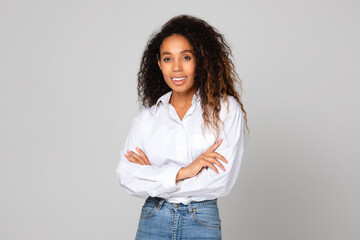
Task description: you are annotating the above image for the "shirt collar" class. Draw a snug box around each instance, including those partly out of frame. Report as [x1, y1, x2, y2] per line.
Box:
[150, 89, 201, 116]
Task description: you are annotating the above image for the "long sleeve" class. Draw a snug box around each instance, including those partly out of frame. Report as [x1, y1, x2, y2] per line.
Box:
[116, 113, 182, 199]
[169, 109, 244, 201]
[116, 91, 245, 204]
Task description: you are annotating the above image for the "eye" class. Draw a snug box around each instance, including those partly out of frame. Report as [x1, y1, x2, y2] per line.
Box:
[163, 57, 171, 62]
[183, 56, 191, 61]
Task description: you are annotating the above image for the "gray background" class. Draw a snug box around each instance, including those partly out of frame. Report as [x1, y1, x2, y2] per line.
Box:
[1, 0, 359, 239]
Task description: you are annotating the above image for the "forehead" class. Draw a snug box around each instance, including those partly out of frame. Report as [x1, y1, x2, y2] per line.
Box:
[160, 34, 193, 53]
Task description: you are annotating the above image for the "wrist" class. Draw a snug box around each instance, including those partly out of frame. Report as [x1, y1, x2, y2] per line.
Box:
[176, 167, 189, 181]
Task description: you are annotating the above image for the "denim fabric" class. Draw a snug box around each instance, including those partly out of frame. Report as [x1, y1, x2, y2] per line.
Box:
[135, 197, 221, 240]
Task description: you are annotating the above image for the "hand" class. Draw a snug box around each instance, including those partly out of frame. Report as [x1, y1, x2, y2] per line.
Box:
[176, 139, 228, 181]
[124, 147, 151, 165]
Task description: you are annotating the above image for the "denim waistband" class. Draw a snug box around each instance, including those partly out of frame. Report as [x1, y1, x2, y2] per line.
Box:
[146, 197, 218, 214]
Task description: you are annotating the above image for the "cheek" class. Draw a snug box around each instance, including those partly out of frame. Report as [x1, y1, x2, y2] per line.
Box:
[159, 65, 171, 77]
[188, 63, 196, 76]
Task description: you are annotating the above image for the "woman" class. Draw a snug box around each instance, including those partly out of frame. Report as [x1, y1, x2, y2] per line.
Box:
[116, 15, 247, 240]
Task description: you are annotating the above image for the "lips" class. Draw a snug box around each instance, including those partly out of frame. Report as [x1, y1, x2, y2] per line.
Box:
[171, 76, 187, 81]
[171, 76, 187, 86]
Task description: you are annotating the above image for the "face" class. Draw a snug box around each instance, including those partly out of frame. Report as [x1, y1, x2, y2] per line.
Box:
[158, 34, 196, 95]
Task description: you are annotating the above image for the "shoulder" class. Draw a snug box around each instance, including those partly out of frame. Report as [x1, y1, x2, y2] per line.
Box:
[219, 96, 244, 133]
[133, 107, 153, 124]
[220, 95, 242, 116]
[127, 107, 152, 132]
[127, 107, 156, 136]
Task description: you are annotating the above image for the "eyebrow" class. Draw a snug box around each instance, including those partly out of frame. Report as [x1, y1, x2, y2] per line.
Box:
[161, 50, 194, 56]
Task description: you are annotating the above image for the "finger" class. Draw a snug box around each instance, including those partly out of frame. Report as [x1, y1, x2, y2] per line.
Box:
[136, 147, 151, 165]
[203, 156, 226, 172]
[131, 148, 149, 165]
[206, 139, 223, 153]
[196, 158, 219, 174]
[128, 151, 147, 165]
[206, 152, 228, 163]
[125, 153, 143, 165]
[204, 161, 219, 174]
[127, 150, 147, 165]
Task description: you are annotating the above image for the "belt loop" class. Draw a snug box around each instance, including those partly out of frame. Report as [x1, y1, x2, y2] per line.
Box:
[188, 202, 193, 214]
[157, 198, 165, 210]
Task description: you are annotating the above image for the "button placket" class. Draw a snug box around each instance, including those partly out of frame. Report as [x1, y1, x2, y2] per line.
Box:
[178, 124, 187, 161]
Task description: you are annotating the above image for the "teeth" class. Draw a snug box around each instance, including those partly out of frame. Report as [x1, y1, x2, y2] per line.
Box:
[172, 77, 186, 81]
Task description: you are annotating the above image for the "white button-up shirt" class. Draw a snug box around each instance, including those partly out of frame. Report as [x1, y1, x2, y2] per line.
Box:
[116, 90, 244, 204]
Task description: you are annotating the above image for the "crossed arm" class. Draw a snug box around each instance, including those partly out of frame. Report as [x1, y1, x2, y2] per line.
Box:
[117, 107, 243, 199]
[124, 139, 228, 181]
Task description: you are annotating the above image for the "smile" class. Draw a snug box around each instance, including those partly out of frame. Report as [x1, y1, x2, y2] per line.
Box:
[171, 77, 187, 81]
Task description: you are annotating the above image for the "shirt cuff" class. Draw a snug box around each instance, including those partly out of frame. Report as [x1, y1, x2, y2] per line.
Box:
[159, 165, 183, 192]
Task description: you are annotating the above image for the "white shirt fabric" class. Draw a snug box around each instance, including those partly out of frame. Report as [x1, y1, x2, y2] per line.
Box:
[116, 90, 244, 205]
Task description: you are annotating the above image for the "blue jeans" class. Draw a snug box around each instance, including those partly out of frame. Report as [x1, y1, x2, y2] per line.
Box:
[135, 197, 222, 240]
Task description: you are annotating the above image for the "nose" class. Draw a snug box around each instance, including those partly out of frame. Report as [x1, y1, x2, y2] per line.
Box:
[173, 59, 182, 72]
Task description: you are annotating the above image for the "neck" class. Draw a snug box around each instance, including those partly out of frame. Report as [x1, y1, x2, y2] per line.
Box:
[169, 88, 197, 108]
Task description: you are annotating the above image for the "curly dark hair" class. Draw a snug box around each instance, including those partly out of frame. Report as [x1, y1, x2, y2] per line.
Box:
[137, 15, 248, 136]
